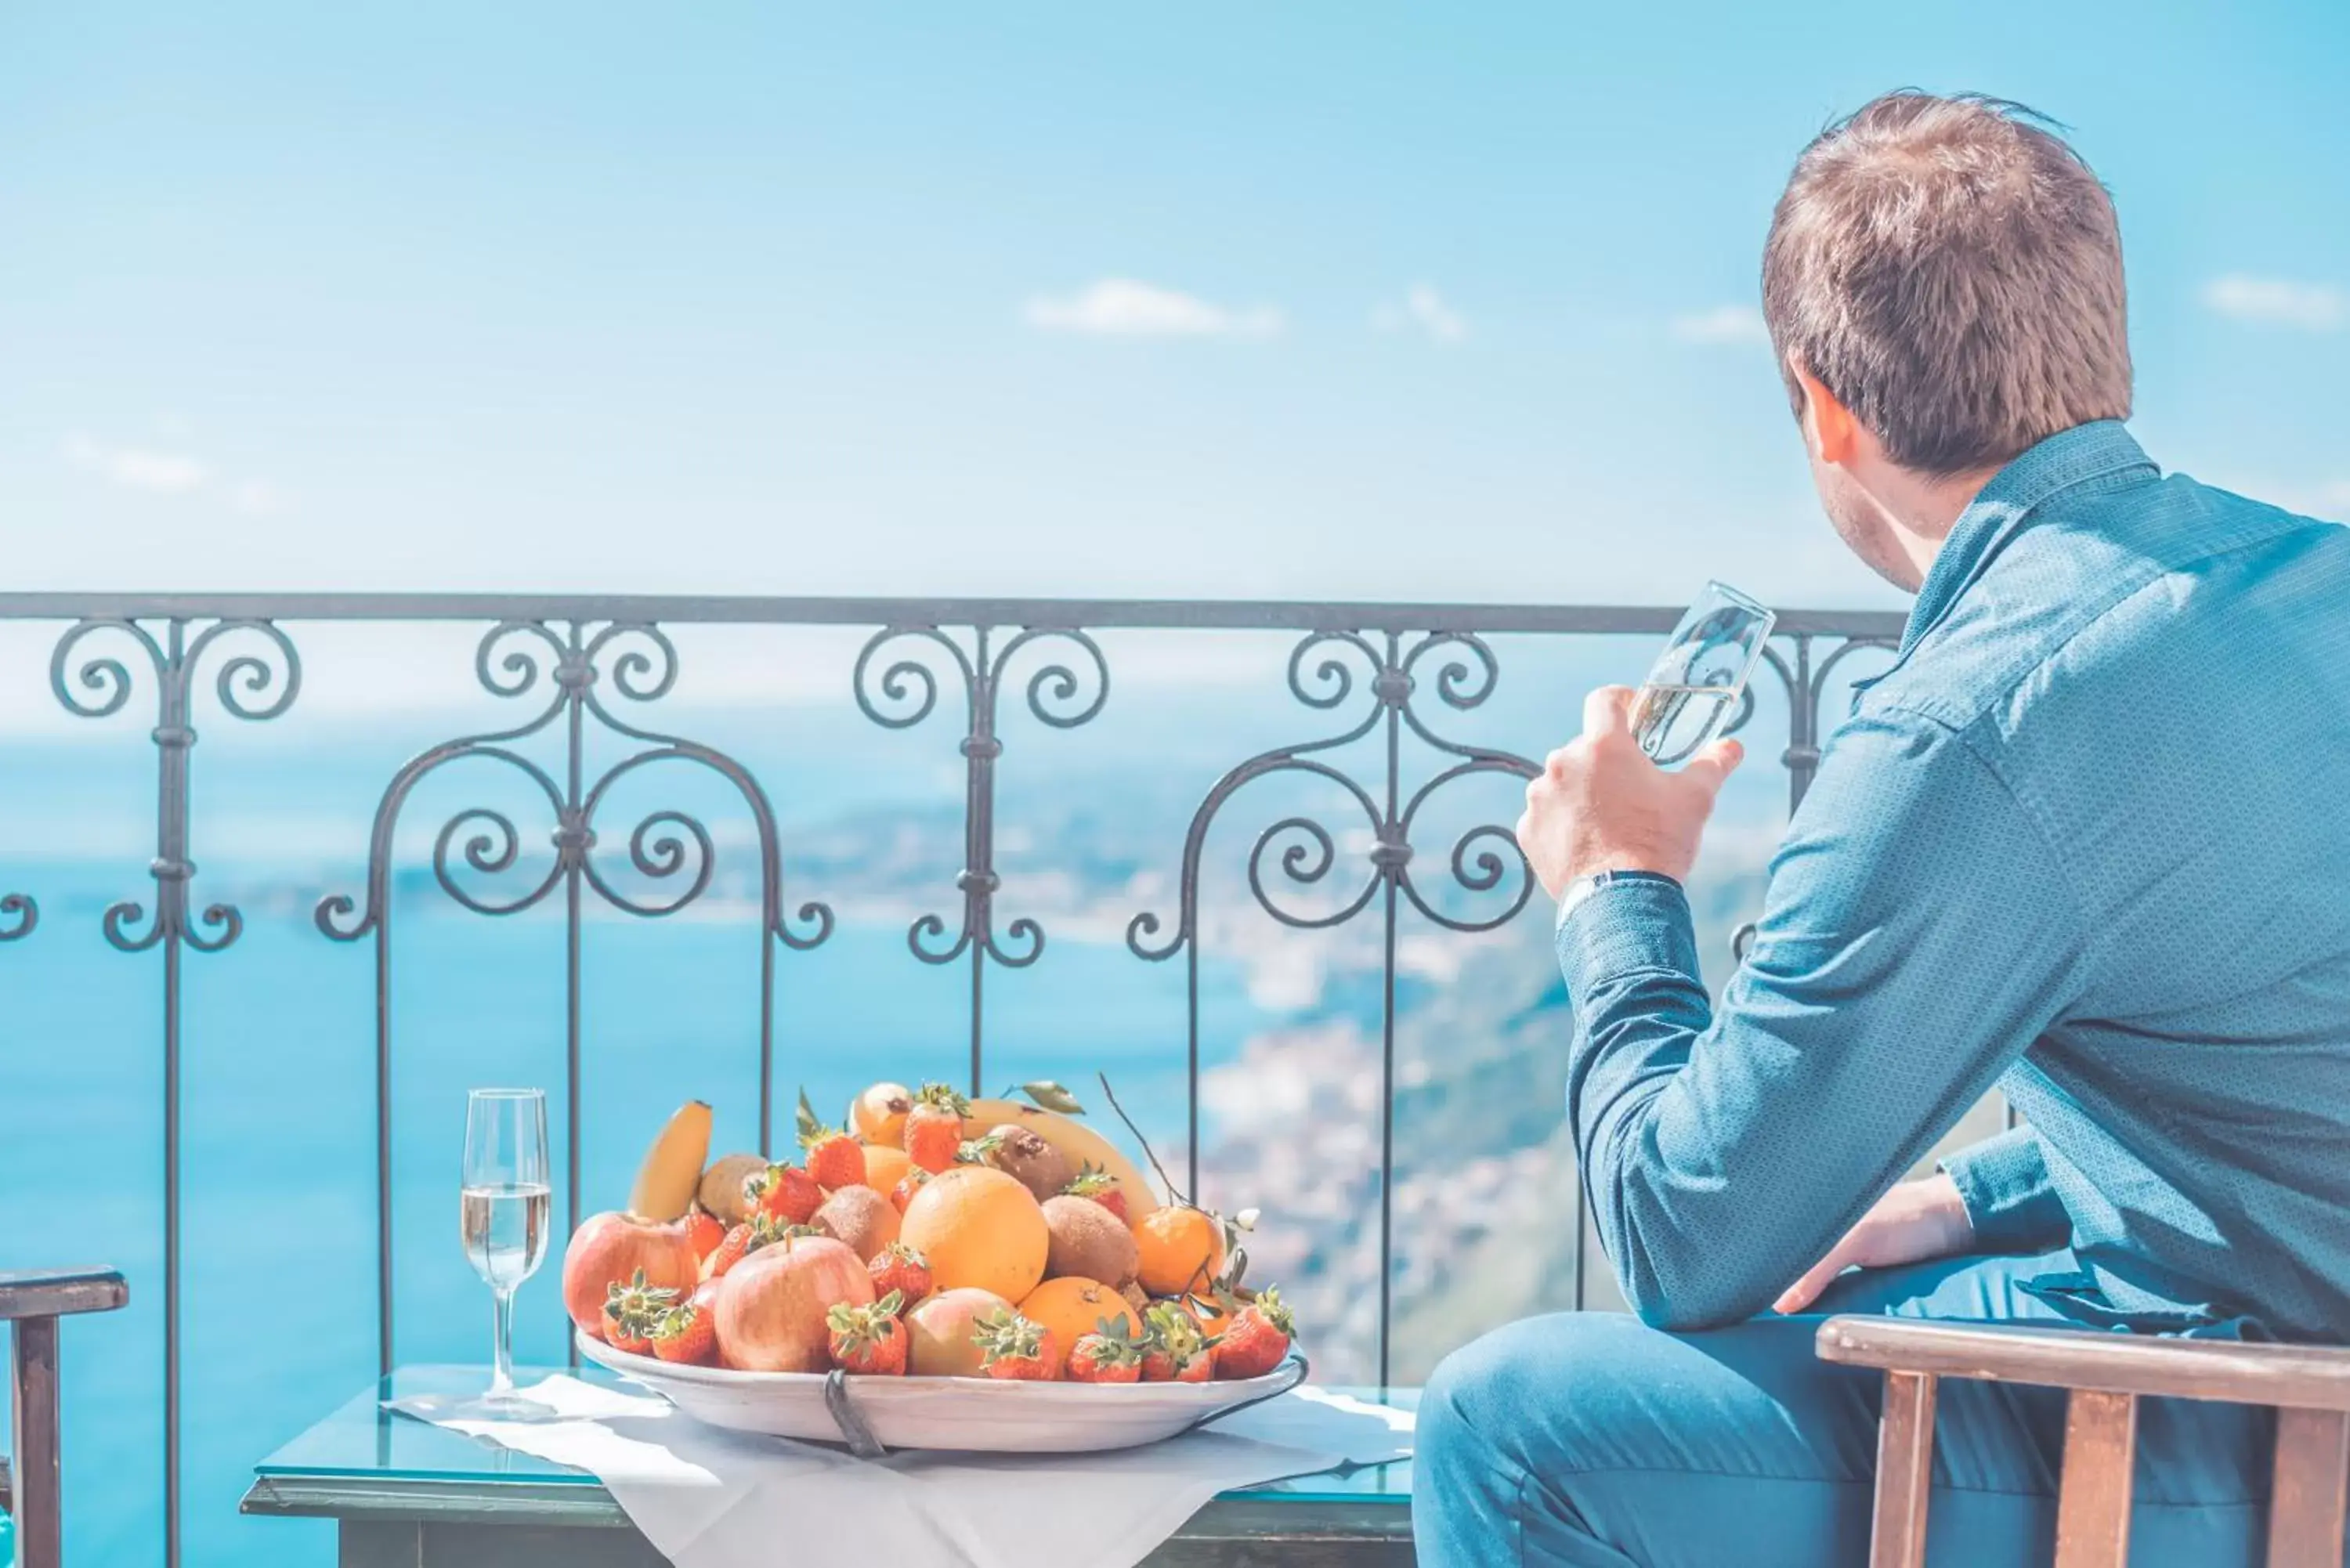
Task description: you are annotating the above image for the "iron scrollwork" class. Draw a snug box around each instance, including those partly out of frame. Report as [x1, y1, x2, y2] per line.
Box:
[854, 624, 1109, 970]
[316, 619, 831, 1382]
[316, 621, 831, 944]
[1128, 628, 1542, 964]
[50, 617, 302, 951]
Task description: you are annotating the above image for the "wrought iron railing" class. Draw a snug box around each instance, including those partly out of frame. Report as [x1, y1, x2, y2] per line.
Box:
[0, 594, 1904, 1568]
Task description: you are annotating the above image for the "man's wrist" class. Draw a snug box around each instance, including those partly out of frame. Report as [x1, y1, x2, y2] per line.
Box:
[1554, 867, 1682, 928]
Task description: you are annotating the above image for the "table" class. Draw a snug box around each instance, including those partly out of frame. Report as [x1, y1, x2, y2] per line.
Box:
[241, 1367, 1418, 1567]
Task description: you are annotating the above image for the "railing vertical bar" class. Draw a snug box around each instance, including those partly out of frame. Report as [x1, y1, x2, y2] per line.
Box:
[374, 920, 394, 1377]
[1375, 630, 1401, 1392]
[757, 938, 776, 1159]
[1572, 1174, 1589, 1312]
[160, 617, 185, 1568]
[161, 934, 181, 1568]
[563, 622, 585, 1370]
[1787, 634, 1816, 816]
[1184, 949, 1200, 1196]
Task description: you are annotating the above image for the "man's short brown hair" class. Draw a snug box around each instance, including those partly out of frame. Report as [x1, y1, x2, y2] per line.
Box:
[1762, 92, 2131, 476]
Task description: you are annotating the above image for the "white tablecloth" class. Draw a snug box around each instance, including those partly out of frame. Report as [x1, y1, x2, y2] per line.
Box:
[389, 1375, 1412, 1568]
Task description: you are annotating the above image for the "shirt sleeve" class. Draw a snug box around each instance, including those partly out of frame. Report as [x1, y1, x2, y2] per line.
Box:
[1939, 1125, 2073, 1254]
[1556, 706, 2092, 1330]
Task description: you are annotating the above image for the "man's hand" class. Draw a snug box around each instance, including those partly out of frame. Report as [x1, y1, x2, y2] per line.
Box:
[1514, 685, 1743, 899]
[1773, 1172, 1976, 1314]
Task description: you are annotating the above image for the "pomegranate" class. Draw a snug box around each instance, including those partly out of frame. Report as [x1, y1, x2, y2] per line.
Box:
[562, 1211, 699, 1339]
[905, 1287, 1013, 1378]
[714, 1233, 873, 1371]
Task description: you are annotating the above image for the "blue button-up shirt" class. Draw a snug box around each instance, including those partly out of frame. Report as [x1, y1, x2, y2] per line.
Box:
[1558, 420, 2350, 1339]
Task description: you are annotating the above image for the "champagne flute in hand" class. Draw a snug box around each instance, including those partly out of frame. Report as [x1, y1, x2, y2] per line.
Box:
[461, 1088, 551, 1403]
[1632, 580, 1776, 767]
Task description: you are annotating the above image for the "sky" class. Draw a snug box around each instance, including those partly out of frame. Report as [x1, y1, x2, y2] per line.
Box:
[0, 0, 2345, 612]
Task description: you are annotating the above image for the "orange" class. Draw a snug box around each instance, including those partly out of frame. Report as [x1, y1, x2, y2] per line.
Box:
[1134, 1205, 1225, 1296]
[1018, 1277, 1140, 1374]
[859, 1142, 913, 1196]
[852, 1082, 913, 1146]
[898, 1165, 1050, 1302]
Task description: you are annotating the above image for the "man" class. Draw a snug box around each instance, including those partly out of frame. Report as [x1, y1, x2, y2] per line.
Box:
[1414, 92, 2350, 1567]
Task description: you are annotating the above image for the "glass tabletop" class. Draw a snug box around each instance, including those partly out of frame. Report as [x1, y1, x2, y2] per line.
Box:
[256, 1365, 1416, 1505]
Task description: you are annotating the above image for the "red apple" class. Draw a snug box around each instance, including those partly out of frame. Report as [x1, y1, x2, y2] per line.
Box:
[905, 1287, 1014, 1378]
[714, 1233, 873, 1371]
[562, 1211, 700, 1339]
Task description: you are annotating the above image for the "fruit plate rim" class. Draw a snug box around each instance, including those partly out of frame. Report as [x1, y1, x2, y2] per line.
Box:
[577, 1328, 1304, 1404]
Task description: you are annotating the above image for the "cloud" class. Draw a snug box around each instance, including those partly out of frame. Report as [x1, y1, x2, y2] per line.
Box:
[1372, 284, 1469, 345]
[1022, 278, 1283, 339]
[2201, 275, 2346, 332]
[63, 433, 209, 493]
[63, 432, 287, 513]
[1669, 304, 1771, 345]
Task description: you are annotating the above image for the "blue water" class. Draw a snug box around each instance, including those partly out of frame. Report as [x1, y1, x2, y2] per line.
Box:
[0, 866, 1268, 1568]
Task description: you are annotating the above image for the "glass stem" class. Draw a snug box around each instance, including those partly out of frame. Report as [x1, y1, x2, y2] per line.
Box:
[490, 1287, 515, 1395]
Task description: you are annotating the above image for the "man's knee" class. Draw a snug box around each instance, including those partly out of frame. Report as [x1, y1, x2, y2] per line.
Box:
[1422, 1311, 1665, 1479]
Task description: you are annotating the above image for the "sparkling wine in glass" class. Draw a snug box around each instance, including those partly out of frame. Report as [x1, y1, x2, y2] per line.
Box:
[1632, 581, 1776, 767]
[461, 1088, 551, 1402]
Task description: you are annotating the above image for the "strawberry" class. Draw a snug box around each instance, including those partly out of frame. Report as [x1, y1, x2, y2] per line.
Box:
[1062, 1164, 1128, 1224]
[889, 1168, 931, 1214]
[971, 1306, 1059, 1381]
[602, 1269, 677, 1356]
[797, 1088, 869, 1190]
[1066, 1319, 1145, 1385]
[682, 1209, 725, 1263]
[707, 1221, 757, 1277]
[903, 1082, 971, 1173]
[1210, 1288, 1295, 1380]
[827, 1292, 909, 1375]
[1141, 1302, 1216, 1383]
[747, 1161, 822, 1224]
[953, 1133, 1003, 1167]
[868, 1241, 933, 1304]
[649, 1297, 718, 1365]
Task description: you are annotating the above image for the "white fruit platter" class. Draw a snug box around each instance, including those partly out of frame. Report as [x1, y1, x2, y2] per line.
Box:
[578, 1331, 1309, 1455]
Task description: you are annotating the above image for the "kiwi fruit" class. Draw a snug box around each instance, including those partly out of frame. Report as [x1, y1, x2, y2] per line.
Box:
[1042, 1193, 1140, 1287]
[697, 1152, 766, 1227]
[984, 1125, 1075, 1204]
[813, 1183, 901, 1263]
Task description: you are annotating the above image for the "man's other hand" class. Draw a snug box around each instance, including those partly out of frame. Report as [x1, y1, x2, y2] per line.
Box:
[1773, 1172, 1977, 1314]
[1514, 685, 1742, 899]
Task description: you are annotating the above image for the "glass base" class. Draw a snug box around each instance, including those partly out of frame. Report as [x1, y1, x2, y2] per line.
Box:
[385, 1385, 570, 1425]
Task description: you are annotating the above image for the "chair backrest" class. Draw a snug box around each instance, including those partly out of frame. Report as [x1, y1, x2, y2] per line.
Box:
[1817, 1315, 2350, 1568]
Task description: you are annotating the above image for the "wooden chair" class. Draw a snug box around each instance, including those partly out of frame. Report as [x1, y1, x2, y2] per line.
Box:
[1818, 1316, 2350, 1568]
[2, 1268, 128, 1568]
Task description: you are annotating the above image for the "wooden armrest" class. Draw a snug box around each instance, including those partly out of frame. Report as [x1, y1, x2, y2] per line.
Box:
[0, 1267, 128, 1322]
[1817, 1315, 2350, 1412]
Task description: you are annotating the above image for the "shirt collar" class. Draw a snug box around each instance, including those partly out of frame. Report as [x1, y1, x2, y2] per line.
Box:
[1894, 420, 2160, 659]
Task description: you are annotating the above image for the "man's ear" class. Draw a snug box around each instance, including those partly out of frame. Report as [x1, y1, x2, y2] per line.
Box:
[1788, 356, 1860, 467]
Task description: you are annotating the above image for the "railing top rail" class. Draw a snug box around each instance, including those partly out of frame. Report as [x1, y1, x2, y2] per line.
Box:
[0, 593, 1908, 638]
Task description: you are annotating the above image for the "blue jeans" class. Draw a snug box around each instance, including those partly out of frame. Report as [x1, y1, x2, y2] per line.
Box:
[1412, 1252, 2294, 1566]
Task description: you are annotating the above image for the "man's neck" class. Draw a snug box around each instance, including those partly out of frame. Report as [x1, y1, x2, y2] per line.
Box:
[1870, 462, 2003, 585]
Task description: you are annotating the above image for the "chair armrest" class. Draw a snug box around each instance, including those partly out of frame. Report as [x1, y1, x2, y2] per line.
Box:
[0, 1267, 127, 1322]
[1817, 1316, 2350, 1412]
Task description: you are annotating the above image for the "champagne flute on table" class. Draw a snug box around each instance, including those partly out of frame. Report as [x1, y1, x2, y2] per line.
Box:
[461, 1088, 551, 1404]
[1631, 580, 1776, 767]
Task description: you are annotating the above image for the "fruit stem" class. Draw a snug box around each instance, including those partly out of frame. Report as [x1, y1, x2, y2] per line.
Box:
[1095, 1071, 1192, 1208]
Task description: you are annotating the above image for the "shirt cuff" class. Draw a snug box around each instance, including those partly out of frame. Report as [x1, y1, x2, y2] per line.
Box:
[1940, 1125, 2072, 1254]
[1553, 872, 1697, 995]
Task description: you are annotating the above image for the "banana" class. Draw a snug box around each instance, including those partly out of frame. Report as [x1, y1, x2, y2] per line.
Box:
[960, 1099, 1162, 1223]
[627, 1100, 713, 1222]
